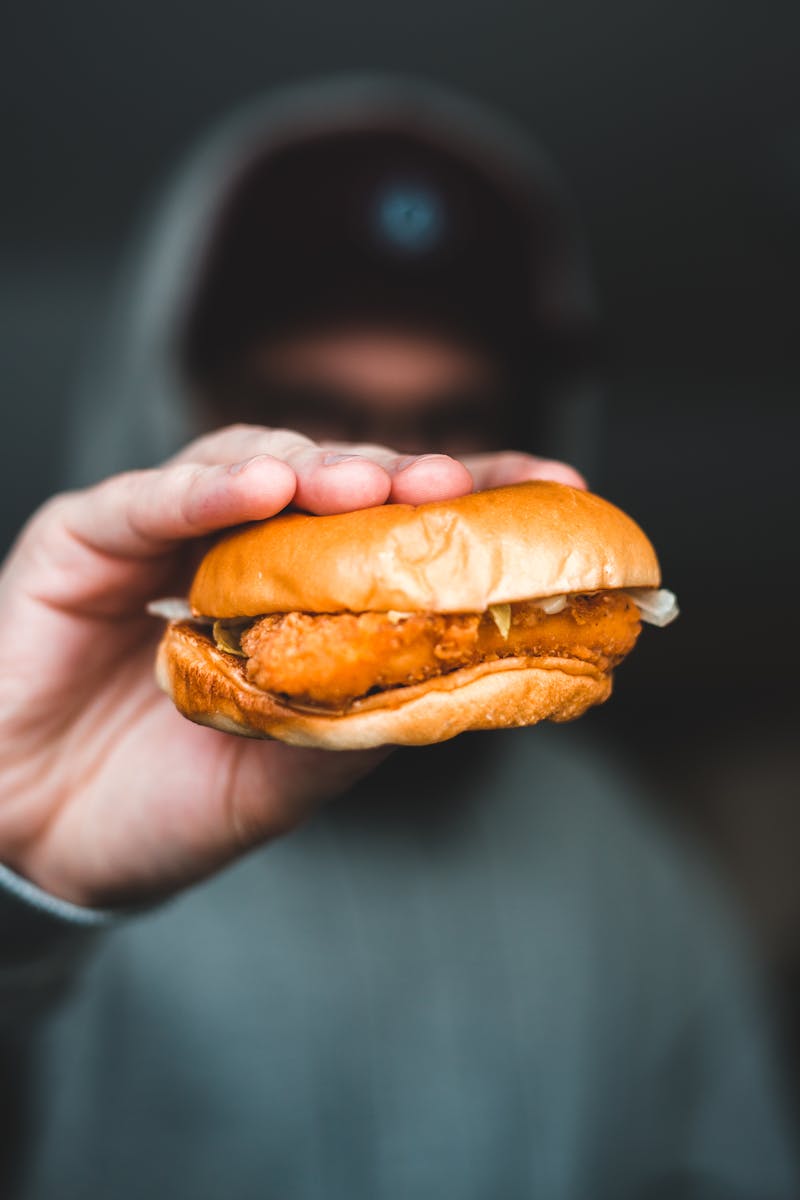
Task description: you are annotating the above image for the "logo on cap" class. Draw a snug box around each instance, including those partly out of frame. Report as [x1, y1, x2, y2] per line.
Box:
[373, 183, 445, 254]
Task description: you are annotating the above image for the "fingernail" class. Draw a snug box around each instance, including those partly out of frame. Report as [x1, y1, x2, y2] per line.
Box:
[323, 453, 362, 466]
[228, 455, 268, 475]
[394, 454, 449, 471]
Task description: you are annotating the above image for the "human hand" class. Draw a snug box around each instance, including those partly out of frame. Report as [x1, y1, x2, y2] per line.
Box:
[0, 426, 584, 906]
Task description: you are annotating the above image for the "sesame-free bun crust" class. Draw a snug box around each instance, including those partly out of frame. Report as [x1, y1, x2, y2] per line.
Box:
[189, 481, 661, 618]
[157, 622, 613, 750]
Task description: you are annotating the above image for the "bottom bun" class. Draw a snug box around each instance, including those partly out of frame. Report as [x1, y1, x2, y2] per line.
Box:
[156, 622, 613, 750]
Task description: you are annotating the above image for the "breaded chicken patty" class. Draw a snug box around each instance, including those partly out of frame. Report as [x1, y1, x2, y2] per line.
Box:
[237, 591, 641, 708]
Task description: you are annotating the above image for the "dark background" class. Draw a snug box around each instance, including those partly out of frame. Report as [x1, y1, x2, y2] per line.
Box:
[2, 0, 799, 1054]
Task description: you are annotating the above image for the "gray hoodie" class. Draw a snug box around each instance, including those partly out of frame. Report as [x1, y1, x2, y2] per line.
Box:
[2, 76, 797, 1200]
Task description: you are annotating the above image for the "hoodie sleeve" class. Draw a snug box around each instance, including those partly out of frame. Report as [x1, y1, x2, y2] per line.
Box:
[0, 863, 119, 1030]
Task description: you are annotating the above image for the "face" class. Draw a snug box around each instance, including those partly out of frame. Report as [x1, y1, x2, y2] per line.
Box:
[200, 328, 510, 456]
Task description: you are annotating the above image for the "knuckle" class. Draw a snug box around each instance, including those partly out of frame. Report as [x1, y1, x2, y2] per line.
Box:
[267, 426, 304, 443]
[268, 429, 318, 460]
[224, 422, 276, 443]
[32, 491, 73, 526]
[87, 470, 149, 516]
[223, 422, 265, 438]
[23, 489, 83, 541]
[93, 468, 149, 498]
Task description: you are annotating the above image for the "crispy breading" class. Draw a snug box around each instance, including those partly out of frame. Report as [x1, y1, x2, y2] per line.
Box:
[239, 592, 641, 707]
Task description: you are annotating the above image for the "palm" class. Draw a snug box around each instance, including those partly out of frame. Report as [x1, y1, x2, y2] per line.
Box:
[3, 565, 345, 905]
[61, 647, 337, 904]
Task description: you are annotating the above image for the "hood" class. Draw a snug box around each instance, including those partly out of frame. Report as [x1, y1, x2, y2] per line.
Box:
[67, 73, 598, 487]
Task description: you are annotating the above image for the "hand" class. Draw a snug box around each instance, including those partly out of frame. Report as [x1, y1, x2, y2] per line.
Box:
[0, 426, 585, 907]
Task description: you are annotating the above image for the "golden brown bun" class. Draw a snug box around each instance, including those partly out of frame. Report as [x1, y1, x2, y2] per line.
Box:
[157, 622, 613, 750]
[189, 481, 661, 618]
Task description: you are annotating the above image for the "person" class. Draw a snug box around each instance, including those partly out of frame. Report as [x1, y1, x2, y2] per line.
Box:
[1, 76, 796, 1200]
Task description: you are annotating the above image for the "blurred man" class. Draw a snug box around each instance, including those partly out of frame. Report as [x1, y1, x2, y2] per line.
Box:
[1, 77, 797, 1199]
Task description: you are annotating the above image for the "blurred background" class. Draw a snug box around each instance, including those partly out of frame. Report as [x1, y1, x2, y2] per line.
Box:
[2, 0, 798, 1082]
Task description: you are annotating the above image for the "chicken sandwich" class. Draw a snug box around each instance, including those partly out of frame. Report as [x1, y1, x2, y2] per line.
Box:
[154, 481, 677, 748]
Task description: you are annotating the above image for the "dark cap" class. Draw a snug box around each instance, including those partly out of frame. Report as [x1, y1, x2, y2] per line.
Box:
[181, 78, 595, 386]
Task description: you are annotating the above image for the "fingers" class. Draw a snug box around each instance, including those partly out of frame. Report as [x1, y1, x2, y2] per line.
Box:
[172, 425, 473, 513]
[461, 452, 587, 492]
[29, 429, 585, 566]
[319, 441, 472, 506]
[387, 455, 473, 505]
[33, 427, 477, 564]
[55, 456, 298, 558]
[168, 427, 582, 515]
[171, 427, 389, 514]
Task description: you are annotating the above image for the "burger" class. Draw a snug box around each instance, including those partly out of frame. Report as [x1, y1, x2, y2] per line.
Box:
[152, 481, 678, 749]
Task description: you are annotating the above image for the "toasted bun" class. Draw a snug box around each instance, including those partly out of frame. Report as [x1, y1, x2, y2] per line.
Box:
[157, 622, 613, 750]
[189, 481, 660, 618]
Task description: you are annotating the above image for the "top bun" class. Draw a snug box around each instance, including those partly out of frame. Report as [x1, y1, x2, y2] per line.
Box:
[189, 481, 661, 618]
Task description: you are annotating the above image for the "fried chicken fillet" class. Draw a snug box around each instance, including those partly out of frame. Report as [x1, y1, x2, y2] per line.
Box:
[239, 591, 641, 708]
